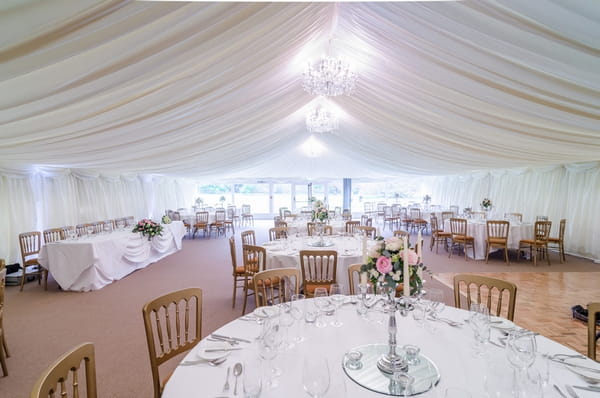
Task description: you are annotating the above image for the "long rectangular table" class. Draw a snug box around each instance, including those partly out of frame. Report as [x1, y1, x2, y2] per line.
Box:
[38, 221, 185, 291]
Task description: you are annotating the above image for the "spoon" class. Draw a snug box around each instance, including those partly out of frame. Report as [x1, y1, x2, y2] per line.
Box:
[233, 362, 243, 395]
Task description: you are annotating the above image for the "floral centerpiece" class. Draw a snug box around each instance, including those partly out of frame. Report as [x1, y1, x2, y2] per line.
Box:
[132, 219, 163, 240]
[360, 236, 424, 295]
[481, 198, 492, 210]
[161, 215, 172, 224]
[312, 199, 329, 222]
[423, 194, 431, 204]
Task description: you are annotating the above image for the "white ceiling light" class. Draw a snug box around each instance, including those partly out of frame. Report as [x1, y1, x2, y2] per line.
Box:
[305, 99, 339, 134]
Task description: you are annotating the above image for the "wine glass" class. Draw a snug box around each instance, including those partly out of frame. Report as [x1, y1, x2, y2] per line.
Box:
[290, 294, 306, 343]
[302, 357, 330, 398]
[329, 283, 345, 327]
[243, 356, 262, 398]
[279, 301, 295, 349]
[427, 287, 446, 318]
[257, 319, 283, 388]
[86, 226, 94, 238]
[506, 329, 537, 397]
[469, 303, 491, 356]
[313, 287, 330, 328]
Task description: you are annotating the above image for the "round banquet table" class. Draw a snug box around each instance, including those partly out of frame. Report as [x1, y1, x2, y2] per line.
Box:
[443, 219, 534, 260]
[261, 235, 372, 294]
[162, 299, 599, 397]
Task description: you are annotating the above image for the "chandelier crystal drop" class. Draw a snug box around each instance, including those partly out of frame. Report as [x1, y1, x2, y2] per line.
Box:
[302, 57, 357, 97]
[305, 101, 339, 134]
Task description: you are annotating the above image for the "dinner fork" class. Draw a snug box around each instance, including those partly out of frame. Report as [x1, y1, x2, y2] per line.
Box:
[222, 366, 231, 393]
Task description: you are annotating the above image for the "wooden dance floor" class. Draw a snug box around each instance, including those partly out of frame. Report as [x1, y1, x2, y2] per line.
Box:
[434, 271, 600, 356]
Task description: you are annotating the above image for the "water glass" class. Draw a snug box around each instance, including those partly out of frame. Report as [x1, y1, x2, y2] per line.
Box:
[506, 329, 537, 397]
[302, 357, 330, 398]
[305, 301, 318, 324]
[290, 294, 306, 342]
[468, 303, 490, 356]
[243, 356, 263, 398]
[313, 288, 330, 328]
[329, 283, 345, 327]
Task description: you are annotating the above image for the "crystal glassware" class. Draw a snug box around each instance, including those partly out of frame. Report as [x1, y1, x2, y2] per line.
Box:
[329, 283, 345, 327]
[313, 287, 330, 328]
[302, 357, 330, 398]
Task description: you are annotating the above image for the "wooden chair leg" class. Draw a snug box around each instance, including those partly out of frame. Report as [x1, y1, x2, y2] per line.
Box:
[2, 333, 9, 357]
[232, 277, 237, 308]
[0, 332, 7, 376]
[241, 278, 249, 315]
[485, 242, 490, 264]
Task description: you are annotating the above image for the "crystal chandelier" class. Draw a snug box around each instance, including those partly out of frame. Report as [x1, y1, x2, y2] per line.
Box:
[305, 100, 339, 134]
[302, 57, 357, 97]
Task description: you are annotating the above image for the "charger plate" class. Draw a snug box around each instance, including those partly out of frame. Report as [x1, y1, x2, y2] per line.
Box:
[342, 343, 440, 396]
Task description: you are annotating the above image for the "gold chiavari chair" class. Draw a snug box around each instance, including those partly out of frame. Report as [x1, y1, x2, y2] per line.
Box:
[448, 218, 475, 261]
[429, 215, 451, 254]
[518, 220, 552, 266]
[268, 227, 288, 241]
[229, 237, 246, 308]
[342, 209, 352, 221]
[347, 263, 362, 296]
[345, 221, 361, 235]
[192, 211, 209, 239]
[485, 220, 510, 264]
[503, 213, 523, 222]
[30, 343, 97, 398]
[409, 208, 427, 233]
[548, 219, 566, 264]
[241, 230, 256, 246]
[241, 245, 266, 314]
[18, 231, 48, 291]
[393, 230, 410, 245]
[253, 268, 301, 308]
[142, 288, 202, 398]
[587, 302, 599, 361]
[453, 274, 517, 321]
[209, 209, 226, 237]
[356, 226, 376, 239]
[241, 205, 254, 226]
[299, 250, 338, 298]
[43, 228, 65, 244]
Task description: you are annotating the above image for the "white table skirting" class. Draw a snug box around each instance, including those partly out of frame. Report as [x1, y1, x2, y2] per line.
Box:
[38, 221, 185, 291]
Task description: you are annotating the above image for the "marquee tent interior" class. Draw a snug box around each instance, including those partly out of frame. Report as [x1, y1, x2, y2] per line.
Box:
[0, 1, 599, 262]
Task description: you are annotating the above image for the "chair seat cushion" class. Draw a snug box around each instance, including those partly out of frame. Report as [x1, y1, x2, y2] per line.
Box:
[304, 282, 334, 297]
[488, 238, 507, 244]
[235, 266, 246, 275]
[547, 237, 560, 243]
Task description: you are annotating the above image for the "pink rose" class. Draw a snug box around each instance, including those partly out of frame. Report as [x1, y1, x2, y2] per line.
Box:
[405, 250, 419, 266]
[376, 256, 393, 274]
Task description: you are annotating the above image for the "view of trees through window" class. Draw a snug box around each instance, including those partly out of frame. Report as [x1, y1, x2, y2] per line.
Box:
[195, 178, 429, 215]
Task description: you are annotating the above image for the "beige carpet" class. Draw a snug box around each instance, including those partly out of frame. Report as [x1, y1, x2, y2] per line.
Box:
[1, 220, 598, 397]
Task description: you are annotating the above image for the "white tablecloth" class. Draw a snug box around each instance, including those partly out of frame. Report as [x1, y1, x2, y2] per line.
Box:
[38, 221, 185, 291]
[262, 236, 371, 293]
[163, 302, 598, 397]
[443, 220, 534, 260]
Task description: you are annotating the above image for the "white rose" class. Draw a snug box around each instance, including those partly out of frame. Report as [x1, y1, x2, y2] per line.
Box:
[369, 269, 380, 279]
[385, 236, 402, 251]
[392, 270, 401, 282]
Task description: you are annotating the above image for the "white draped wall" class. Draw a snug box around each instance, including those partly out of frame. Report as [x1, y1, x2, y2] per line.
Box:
[0, 170, 195, 264]
[430, 162, 600, 262]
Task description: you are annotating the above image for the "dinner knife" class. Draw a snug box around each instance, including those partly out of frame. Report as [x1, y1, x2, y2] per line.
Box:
[565, 385, 580, 398]
[554, 384, 568, 398]
[572, 385, 600, 392]
[211, 333, 251, 344]
[205, 347, 243, 353]
[550, 358, 600, 374]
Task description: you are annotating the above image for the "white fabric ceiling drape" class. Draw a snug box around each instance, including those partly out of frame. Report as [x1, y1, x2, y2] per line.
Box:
[0, 1, 598, 178]
[1, 1, 599, 262]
